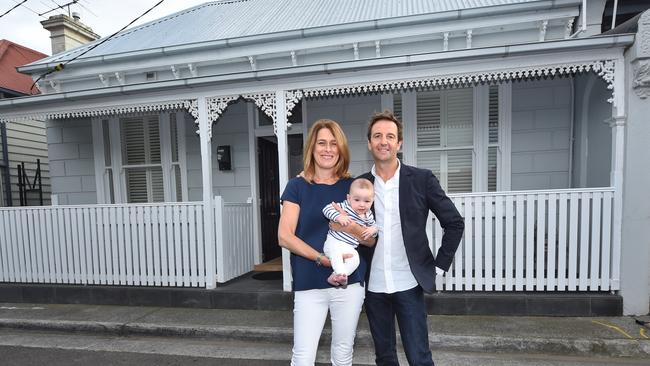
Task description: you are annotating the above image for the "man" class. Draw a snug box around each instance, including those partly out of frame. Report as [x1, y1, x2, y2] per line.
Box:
[357, 110, 464, 366]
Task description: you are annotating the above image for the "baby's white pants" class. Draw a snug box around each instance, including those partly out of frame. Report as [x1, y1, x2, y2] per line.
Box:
[323, 236, 360, 275]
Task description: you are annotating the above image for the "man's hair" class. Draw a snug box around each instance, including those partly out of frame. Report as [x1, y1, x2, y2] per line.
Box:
[350, 178, 374, 194]
[367, 110, 403, 142]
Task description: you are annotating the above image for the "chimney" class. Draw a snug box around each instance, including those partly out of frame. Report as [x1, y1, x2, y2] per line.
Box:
[41, 13, 100, 55]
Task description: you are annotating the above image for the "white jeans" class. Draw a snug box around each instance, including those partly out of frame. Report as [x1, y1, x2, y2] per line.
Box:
[291, 283, 365, 366]
[323, 236, 360, 275]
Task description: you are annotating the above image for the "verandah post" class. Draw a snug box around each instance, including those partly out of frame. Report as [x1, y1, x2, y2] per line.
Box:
[274, 90, 292, 292]
[198, 96, 217, 289]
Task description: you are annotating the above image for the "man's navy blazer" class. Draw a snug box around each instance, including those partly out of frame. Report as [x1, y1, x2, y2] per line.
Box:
[358, 163, 464, 294]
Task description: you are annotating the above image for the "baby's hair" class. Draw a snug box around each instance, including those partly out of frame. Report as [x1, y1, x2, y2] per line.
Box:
[351, 178, 374, 194]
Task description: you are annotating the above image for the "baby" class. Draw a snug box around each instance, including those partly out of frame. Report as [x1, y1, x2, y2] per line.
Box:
[322, 178, 378, 286]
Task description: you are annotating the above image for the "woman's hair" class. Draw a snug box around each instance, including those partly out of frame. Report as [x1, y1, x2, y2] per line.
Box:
[303, 119, 351, 183]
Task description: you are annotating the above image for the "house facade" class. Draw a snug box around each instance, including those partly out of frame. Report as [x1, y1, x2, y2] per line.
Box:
[0, 40, 50, 207]
[0, 0, 648, 315]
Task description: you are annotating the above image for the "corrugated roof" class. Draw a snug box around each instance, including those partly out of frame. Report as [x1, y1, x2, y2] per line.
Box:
[0, 40, 47, 95]
[39, 0, 543, 64]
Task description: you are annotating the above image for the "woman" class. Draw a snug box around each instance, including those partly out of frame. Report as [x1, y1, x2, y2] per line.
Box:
[278, 119, 371, 366]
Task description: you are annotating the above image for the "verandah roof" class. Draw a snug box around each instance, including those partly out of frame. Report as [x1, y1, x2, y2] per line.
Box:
[29, 0, 552, 66]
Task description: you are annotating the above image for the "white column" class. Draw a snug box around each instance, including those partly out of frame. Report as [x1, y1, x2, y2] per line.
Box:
[198, 96, 216, 289]
[275, 90, 292, 292]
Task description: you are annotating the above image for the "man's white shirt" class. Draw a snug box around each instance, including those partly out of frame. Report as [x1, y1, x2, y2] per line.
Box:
[368, 161, 419, 294]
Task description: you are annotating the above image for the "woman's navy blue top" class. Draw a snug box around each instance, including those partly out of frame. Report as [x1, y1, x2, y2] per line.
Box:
[280, 176, 367, 291]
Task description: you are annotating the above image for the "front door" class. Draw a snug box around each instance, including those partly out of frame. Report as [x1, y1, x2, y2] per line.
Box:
[258, 137, 281, 261]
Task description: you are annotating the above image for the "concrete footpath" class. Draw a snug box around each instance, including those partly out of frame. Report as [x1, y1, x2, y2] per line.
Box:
[0, 302, 648, 361]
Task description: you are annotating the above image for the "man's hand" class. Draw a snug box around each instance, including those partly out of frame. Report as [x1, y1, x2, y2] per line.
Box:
[330, 221, 376, 247]
[361, 226, 378, 240]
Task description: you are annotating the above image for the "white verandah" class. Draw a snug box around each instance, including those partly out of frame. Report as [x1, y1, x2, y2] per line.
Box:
[0, 50, 627, 292]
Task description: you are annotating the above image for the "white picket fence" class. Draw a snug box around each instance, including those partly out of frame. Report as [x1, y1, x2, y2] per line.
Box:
[0, 197, 255, 288]
[429, 187, 618, 292]
[215, 198, 256, 283]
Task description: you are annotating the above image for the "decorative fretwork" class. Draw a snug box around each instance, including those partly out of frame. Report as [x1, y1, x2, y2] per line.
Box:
[285, 90, 303, 118]
[242, 92, 276, 122]
[202, 95, 239, 138]
[183, 99, 200, 121]
[302, 61, 618, 105]
[0, 99, 198, 123]
[592, 60, 616, 103]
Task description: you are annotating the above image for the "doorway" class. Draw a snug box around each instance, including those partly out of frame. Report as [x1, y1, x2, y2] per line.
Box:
[256, 134, 304, 262]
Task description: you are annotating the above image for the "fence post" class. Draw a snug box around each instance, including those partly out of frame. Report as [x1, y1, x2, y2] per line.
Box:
[214, 195, 225, 283]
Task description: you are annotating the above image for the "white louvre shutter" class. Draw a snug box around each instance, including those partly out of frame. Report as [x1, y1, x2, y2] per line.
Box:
[445, 88, 473, 147]
[445, 88, 473, 193]
[121, 115, 163, 203]
[150, 167, 164, 202]
[393, 93, 402, 121]
[121, 117, 146, 165]
[489, 85, 499, 144]
[416, 91, 441, 177]
[447, 150, 473, 193]
[416, 91, 441, 148]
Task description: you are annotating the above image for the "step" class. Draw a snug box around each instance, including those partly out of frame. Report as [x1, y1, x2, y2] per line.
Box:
[1, 328, 649, 366]
[0, 304, 648, 359]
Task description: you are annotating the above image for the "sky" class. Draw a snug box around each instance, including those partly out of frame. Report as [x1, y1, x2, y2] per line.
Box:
[1, 0, 210, 56]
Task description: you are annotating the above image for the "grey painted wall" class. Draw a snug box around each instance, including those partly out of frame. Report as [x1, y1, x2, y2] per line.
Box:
[185, 100, 252, 202]
[46, 118, 97, 205]
[619, 12, 650, 315]
[510, 78, 572, 190]
[304, 94, 381, 177]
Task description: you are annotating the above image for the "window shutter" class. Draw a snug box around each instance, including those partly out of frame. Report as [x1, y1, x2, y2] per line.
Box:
[146, 116, 161, 164]
[393, 93, 402, 121]
[125, 169, 148, 203]
[120, 115, 164, 203]
[121, 117, 146, 165]
[489, 85, 499, 144]
[416, 91, 441, 148]
[447, 150, 473, 193]
[488, 146, 497, 192]
[445, 88, 473, 147]
[150, 167, 164, 202]
[170, 113, 179, 162]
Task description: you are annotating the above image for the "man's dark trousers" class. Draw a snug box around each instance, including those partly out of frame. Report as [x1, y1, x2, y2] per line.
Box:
[365, 286, 434, 366]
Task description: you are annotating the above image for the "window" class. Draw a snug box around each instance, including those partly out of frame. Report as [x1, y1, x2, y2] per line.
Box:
[397, 85, 503, 193]
[121, 115, 164, 203]
[92, 112, 186, 203]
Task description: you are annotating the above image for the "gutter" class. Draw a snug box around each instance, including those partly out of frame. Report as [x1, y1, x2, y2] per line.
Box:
[0, 33, 634, 111]
[19, 0, 582, 74]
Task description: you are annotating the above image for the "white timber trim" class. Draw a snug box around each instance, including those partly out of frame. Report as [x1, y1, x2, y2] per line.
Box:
[498, 83, 512, 191]
[91, 117, 107, 204]
[175, 111, 189, 202]
[473, 85, 489, 192]
[247, 102, 262, 265]
[401, 91, 417, 166]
